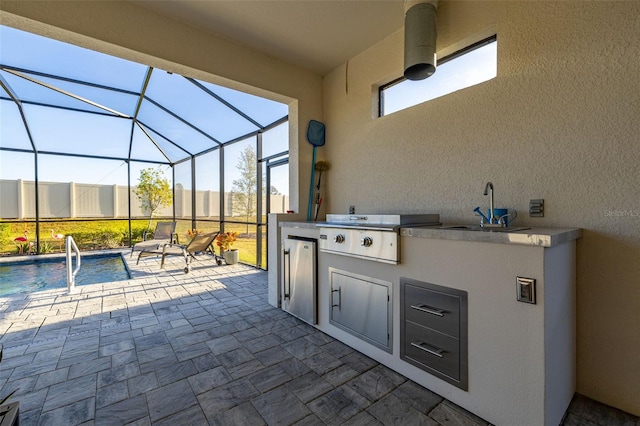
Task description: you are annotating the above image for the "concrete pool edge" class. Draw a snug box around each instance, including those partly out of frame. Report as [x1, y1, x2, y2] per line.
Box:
[0, 248, 131, 264]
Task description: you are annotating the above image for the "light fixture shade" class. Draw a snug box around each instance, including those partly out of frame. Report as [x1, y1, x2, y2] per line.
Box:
[404, 2, 437, 81]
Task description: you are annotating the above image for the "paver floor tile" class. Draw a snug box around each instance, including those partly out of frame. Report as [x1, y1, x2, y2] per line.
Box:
[286, 371, 334, 403]
[248, 364, 292, 393]
[252, 385, 312, 425]
[307, 384, 371, 426]
[0, 259, 628, 426]
[146, 378, 197, 422]
[197, 377, 260, 416]
[95, 394, 149, 426]
[155, 359, 198, 386]
[392, 380, 443, 414]
[429, 400, 491, 426]
[96, 380, 129, 409]
[153, 403, 208, 426]
[97, 361, 140, 387]
[39, 397, 96, 426]
[345, 368, 399, 402]
[367, 393, 438, 426]
[207, 401, 266, 426]
[127, 371, 159, 397]
[42, 374, 97, 413]
[253, 345, 294, 366]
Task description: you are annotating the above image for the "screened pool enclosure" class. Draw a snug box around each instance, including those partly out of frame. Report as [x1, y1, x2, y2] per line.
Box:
[0, 25, 290, 268]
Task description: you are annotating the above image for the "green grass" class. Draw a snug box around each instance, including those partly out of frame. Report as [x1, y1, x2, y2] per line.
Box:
[0, 220, 150, 255]
[0, 219, 263, 266]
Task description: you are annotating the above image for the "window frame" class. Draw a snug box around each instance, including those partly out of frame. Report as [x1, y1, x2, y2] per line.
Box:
[379, 35, 497, 117]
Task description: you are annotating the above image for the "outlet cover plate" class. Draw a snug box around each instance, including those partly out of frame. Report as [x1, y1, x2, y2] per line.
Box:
[529, 199, 544, 217]
[517, 276, 536, 304]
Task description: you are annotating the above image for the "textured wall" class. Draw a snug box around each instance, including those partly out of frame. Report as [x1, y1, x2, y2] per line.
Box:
[322, 1, 640, 415]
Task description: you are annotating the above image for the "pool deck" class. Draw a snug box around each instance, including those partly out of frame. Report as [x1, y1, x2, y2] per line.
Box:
[0, 251, 635, 425]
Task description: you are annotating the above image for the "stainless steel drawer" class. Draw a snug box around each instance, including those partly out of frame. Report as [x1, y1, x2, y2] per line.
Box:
[404, 321, 461, 381]
[400, 278, 468, 391]
[404, 283, 461, 338]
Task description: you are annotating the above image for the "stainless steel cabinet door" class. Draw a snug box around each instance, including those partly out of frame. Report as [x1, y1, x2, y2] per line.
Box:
[329, 268, 391, 352]
[283, 238, 317, 325]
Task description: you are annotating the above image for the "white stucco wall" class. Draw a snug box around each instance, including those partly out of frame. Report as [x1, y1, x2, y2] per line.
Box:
[322, 1, 639, 415]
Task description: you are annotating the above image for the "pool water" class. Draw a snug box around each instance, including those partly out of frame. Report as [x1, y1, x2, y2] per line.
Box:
[0, 254, 131, 296]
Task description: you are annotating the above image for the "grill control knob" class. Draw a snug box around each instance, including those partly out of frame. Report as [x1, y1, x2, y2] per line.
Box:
[361, 236, 373, 247]
[334, 234, 345, 244]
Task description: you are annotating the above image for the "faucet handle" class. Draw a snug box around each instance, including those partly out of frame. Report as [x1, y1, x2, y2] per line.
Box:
[473, 207, 490, 223]
[497, 209, 517, 227]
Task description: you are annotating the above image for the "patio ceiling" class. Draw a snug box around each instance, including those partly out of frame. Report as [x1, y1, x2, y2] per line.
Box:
[0, 25, 288, 165]
[131, 0, 405, 76]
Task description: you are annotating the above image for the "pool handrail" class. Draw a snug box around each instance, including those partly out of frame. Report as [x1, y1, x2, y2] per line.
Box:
[66, 236, 81, 293]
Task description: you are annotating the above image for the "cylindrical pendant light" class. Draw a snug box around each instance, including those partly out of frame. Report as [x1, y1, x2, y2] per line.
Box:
[404, 1, 438, 81]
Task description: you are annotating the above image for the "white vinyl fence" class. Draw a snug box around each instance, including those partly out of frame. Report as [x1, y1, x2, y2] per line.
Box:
[0, 179, 288, 219]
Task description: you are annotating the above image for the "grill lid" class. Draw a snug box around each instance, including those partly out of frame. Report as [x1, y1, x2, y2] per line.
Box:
[321, 214, 440, 230]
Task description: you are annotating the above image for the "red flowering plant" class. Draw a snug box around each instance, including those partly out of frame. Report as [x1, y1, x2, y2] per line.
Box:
[187, 229, 199, 241]
[215, 231, 238, 251]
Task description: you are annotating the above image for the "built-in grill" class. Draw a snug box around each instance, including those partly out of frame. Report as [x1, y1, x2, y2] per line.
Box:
[318, 214, 440, 264]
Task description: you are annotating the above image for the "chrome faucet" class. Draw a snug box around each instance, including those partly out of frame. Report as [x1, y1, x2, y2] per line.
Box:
[483, 182, 497, 226]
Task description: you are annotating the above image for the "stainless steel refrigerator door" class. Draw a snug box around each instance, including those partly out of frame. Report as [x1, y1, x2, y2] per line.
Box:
[283, 238, 317, 325]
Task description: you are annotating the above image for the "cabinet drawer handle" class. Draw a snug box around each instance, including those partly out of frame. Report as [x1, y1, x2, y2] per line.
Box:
[332, 287, 341, 309]
[411, 341, 445, 358]
[411, 304, 445, 317]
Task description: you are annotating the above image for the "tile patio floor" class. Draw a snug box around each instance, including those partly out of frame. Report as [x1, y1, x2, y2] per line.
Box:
[1, 251, 637, 425]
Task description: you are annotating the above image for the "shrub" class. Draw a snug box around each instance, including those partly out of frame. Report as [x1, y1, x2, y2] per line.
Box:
[97, 231, 123, 249]
[15, 242, 30, 255]
[39, 241, 54, 254]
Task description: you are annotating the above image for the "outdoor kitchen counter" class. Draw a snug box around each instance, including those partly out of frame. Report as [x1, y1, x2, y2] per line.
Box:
[275, 218, 579, 425]
[279, 221, 583, 248]
[400, 225, 582, 248]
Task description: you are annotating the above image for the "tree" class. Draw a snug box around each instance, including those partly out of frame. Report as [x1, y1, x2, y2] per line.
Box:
[270, 185, 281, 195]
[231, 146, 257, 234]
[134, 168, 172, 230]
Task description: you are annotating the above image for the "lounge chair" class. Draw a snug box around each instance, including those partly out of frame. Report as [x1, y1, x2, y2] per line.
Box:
[131, 221, 177, 259]
[159, 231, 222, 273]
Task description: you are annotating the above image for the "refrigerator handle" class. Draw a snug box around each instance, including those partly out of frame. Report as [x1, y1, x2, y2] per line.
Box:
[283, 248, 291, 299]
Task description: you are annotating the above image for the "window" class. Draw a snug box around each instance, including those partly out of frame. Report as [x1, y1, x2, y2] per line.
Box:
[380, 36, 497, 116]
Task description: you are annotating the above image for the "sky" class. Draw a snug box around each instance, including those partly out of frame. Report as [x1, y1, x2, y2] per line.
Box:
[0, 25, 289, 195]
[383, 40, 497, 115]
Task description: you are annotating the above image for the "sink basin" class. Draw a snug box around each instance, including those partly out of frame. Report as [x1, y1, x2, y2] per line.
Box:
[439, 225, 530, 233]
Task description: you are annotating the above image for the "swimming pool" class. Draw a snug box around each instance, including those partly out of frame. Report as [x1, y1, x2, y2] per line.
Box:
[0, 253, 131, 296]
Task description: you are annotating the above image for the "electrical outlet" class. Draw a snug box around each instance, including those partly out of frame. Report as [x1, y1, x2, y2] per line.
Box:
[516, 277, 536, 304]
[529, 199, 544, 217]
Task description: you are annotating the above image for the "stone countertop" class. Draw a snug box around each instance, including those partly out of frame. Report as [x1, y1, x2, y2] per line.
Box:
[279, 221, 320, 230]
[401, 225, 582, 248]
[279, 221, 582, 248]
